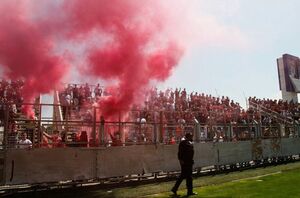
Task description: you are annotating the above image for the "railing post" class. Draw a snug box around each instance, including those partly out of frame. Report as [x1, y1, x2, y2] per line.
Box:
[159, 111, 163, 143]
[194, 119, 200, 143]
[296, 123, 300, 137]
[118, 111, 124, 145]
[92, 107, 96, 147]
[229, 123, 233, 141]
[3, 104, 9, 149]
[292, 122, 297, 138]
[100, 116, 105, 146]
[257, 122, 262, 139]
[153, 122, 158, 144]
[227, 124, 231, 141]
[38, 103, 42, 147]
[65, 105, 69, 143]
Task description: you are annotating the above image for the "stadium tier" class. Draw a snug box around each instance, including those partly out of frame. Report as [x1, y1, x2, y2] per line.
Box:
[1, 82, 300, 191]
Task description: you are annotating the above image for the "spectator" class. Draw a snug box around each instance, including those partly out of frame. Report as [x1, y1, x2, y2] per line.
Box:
[110, 132, 123, 146]
[18, 132, 32, 149]
[43, 130, 63, 148]
[79, 131, 88, 147]
[94, 83, 102, 97]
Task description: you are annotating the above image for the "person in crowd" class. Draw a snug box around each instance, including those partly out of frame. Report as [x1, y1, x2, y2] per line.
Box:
[79, 131, 88, 147]
[43, 130, 63, 148]
[94, 83, 102, 97]
[18, 132, 32, 149]
[65, 132, 79, 147]
[169, 134, 176, 145]
[172, 133, 197, 196]
[110, 131, 123, 146]
[84, 83, 91, 98]
[83, 110, 93, 123]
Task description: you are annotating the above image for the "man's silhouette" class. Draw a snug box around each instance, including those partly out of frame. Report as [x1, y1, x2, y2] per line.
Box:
[172, 133, 197, 196]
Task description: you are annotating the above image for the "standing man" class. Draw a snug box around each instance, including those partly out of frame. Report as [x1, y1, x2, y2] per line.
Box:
[172, 133, 197, 196]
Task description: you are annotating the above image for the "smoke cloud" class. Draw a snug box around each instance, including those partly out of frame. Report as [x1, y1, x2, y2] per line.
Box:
[63, 0, 183, 118]
[0, 0, 69, 116]
[0, 0, 184, 118]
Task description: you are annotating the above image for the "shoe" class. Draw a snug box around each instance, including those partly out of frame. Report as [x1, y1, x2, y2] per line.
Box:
[187, 192, 198, 196]
[171, 188, 177, 195]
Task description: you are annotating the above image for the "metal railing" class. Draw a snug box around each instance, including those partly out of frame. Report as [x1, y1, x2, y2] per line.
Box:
[1, 103, 300, 150]
[249, 100, 294, 124]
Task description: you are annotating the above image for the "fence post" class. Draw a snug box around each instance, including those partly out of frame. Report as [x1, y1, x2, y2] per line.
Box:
[37, 103, 42, 147]
[229, 123, 233, 141]
[92, 107, 96, 146]
[153, 122, 158, 144]
[3, 104, 9, 149]
[194, 119, 200, 143]
[257, 122, 262, 139]
[159, 111, 164, 143]
[65, 105, 69, 143]
[100, 115, 105, 145]
[226, 124, 231, 141]
[297, 123, 300, 137]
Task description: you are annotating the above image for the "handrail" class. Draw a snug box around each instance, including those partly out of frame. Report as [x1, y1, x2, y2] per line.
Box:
[249, 101, 294, 124]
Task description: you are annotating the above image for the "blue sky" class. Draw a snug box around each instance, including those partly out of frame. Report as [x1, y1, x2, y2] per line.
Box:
[159, 0, 300, 107]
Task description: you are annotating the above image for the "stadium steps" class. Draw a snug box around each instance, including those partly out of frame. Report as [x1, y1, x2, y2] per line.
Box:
[249, 101, 294, 124]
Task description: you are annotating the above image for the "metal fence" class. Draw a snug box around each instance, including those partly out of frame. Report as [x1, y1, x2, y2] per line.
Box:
[1, 103, 300, 150]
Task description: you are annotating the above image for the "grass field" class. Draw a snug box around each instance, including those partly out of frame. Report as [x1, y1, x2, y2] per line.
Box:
[7, 161, 300, 198]
[150, 166, 300, 198]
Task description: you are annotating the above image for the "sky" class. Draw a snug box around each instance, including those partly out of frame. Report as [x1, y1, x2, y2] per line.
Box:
[159, 0, 300, 108]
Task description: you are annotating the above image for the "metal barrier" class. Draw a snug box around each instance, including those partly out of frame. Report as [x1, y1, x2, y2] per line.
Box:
[2, 102, 300, 149]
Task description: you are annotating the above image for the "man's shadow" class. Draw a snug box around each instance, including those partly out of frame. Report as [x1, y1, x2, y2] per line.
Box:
[170, 194, 199, 198]
[169, 195, 181, 198]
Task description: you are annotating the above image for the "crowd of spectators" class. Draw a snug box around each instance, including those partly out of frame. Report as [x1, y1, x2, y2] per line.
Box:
[59, 83, 104, 120]
[56, 84, 300, 145]
[141, 88, 244, 125]
[7, 83, 300, 148]
[0, 80, 24, 118]
[248, 97, 300, 123]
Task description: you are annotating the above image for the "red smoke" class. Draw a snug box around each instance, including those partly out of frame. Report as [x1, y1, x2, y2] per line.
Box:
[0, 0, 184, 119]
[63, 0, 184, 119]
[0, 0, 69, 116]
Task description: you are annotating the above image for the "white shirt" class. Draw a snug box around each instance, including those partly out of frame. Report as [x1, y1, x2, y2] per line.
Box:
[18, 139, 32, 149]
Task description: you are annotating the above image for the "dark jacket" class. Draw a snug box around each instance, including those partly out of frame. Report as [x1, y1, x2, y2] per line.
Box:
[178, 139, 194, 165]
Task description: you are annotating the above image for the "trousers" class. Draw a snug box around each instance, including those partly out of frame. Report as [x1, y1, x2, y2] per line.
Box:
[173, 163, 193, 193]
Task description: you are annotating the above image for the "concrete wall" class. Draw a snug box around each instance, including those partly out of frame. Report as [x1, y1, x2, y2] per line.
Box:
[5, 148, 96, 185]
[262, 139, 282, 158]
[3, 138, 300, 185]
[217, 141, 252, 165]
[194, 143, 216, 167]
[281, 138, 300, 156]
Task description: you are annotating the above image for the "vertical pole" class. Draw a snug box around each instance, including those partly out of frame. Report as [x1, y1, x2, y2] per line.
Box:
[38, 104, 42, 147]
[3, 105, 9, 149]
[194, 122, 200, 143]
[100, 115, 105, 146]
[92, 107, 96, 147]
[154, 122, 158, 144]
[159, 111, 163, 143]
[257, 122, 262, 139]
[65, 105, 69, 143]
[119, 111, 121, 133]
[119, 111, 124, 145]
[229, 123, 233, 141]
[293, 122, 297, 138]
[296, 123, 300, 137]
